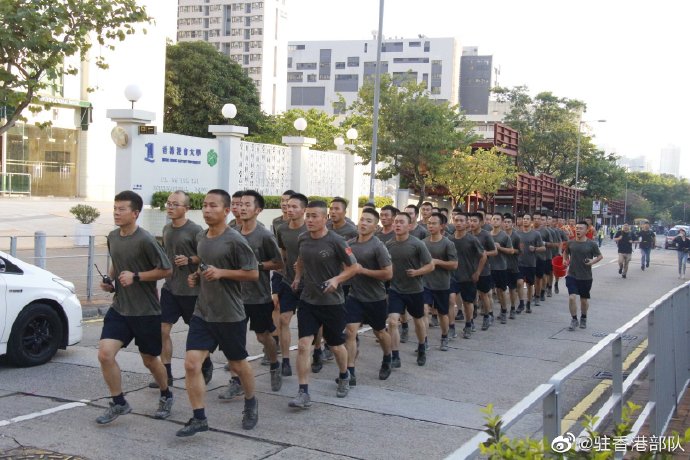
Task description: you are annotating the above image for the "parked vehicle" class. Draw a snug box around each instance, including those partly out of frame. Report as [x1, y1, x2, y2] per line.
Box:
[665, 226, 690, 249]
[0, 251, 82, 366]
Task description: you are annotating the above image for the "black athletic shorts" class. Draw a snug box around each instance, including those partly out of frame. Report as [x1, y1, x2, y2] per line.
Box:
[387, 290, 425, 318]
[491, 270, 508, 291]
[519, 266, 536, 285]
[277, 282, 301, 313]
[477, 275, 494, 294]
[297, 301, 346, 346]
[565, 276, 593, 299]
[100, 308, 162, 356]
[422, 287, 450, 315]
[507, 271, 520, 290]
[449, 279, 461, 294]
[458, 281, 477, 303]
[244, 302, 276, 334]
[543, 258, 553, 275]
[271, 271, 283, 294]
[160, 288, 197, 325]
[186, 315, 248, 361]
[535, 259, 547, 278]
[344, 297, 387, 331]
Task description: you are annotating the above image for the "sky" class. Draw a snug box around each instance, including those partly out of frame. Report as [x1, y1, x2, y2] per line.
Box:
[285, 0, 690, 177]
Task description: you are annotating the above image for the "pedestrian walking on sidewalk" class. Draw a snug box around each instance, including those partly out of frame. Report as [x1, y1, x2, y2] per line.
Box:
[638, 222, 655, 270]
[614, 224, 634, 279]
[673, 228, 690, 279]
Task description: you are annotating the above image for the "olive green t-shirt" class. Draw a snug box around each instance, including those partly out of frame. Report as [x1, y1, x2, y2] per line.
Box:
[240, 224, 281, 304]
[348, 236, 392, 302]
[277, 222, 307, 286]
[162, 219, 203, 296]
[107, 227, 171, 316]
[565, 240, 602, 281]
[386, 235, 433, 294]
[423, 236, 458, 290]
[194, 227, 258, 322]
[297, 230, 357, 305]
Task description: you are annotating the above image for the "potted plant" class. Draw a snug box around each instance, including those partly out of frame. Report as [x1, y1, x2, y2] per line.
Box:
[69, 204, 100, 247]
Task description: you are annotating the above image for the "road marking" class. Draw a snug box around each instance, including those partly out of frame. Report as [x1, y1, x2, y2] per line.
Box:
[561, 338, 648, 433]
[82, 318, 104, 324]
[0, 401, 88, 427]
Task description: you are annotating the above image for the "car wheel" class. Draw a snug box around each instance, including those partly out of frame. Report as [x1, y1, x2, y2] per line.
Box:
[8, 303, 63, 367]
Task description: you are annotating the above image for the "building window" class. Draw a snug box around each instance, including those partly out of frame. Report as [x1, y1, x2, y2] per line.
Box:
[347, 56, 359, 67]
[392, 71, 417, 86]
[409, 41, 421, 47]
[287, 57, 292, 68]
[287, 72, 303, 82]
[393, 57, 429, 64]
[430, 87, 441, 94]
[251, 28, 263, 35]
[335, 62, 345, 69]
[333, 100, 347, 115]
[381, 41, 403, 52]
[424, 41, 430, 52]
[307, 74, 316, 82]
[334, 74, 359, 92]
[291, 87, 326, 106]
[288, 44, 306, 51]
[296, 62, 317, 70]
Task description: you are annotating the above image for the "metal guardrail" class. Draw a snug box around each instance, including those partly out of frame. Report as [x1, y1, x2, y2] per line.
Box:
[3, 232, 110, 300]
[447, 283, 690, 459]
[0, 172, 31, 195]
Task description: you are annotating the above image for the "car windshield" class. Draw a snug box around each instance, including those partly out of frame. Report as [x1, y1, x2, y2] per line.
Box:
[668, 229, 679, 237]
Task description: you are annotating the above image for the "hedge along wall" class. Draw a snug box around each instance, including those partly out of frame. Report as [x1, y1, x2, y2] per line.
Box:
[151, 192, 393, 210]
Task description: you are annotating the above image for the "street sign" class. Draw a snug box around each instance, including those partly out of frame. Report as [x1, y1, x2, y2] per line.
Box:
[602, 204, 608, 214]
[592, 200, 601, 213]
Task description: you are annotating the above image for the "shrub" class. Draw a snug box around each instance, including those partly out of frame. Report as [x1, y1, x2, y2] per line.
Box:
[69, 204, 101, 224]
[358, 196, 394, 208]
[151, 191, 282, 210]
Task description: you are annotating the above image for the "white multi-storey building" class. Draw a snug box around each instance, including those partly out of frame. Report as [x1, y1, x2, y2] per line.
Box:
[286, 37, 461, 115]
[176, 0, 288, 115]
[660, 145, 681, 178]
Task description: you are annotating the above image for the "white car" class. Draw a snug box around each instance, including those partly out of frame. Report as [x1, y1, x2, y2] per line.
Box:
[0, 250, 82, 366]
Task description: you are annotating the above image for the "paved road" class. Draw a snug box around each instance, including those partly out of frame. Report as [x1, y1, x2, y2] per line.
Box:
[0, 242, 685, 459]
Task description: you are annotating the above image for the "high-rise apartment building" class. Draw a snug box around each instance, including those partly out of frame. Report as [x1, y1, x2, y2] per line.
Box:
[285, 37, 461, 115]
[176, 0, 288, 114]
[459, 46, 492, 115]
[660, 144, 681, 178]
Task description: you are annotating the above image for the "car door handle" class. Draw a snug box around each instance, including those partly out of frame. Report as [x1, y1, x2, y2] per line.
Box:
[9, 289, 22, 293]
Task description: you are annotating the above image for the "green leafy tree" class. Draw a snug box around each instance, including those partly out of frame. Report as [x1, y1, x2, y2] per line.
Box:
[246, 108, 342, 152]
[493, 86, 586, 181]
[624, 171, 690, 223]
[494, 85, 625, 206]
[164, 41, 264, 138]
[436, 147, 517, 207]
[345, 74, 477, 204]
[0, 0, 151, 135]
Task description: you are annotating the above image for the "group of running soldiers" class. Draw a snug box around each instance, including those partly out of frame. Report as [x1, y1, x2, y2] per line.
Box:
[94, 188, 602, 437]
